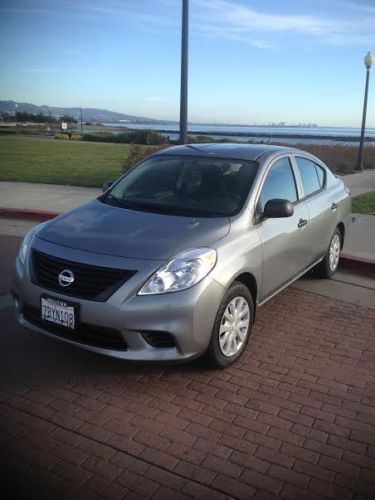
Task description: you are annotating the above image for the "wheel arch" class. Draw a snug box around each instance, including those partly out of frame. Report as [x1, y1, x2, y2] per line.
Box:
[337, 222, 345, 249]
[232, 272, 258, 315]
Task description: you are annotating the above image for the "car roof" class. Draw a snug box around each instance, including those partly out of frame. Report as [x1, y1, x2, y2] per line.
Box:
[157, 143, 304, 162]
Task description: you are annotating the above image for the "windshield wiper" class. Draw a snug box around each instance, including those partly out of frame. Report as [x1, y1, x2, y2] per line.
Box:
[128, 203, 225, 217]
[101, 195, 226, 217]
[101, 196, 159, 212]
[165, 206, 225, 217]
[100, 193, 127, 207]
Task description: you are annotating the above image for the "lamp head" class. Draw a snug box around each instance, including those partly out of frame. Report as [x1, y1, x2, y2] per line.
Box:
[364, 51, 374, 70]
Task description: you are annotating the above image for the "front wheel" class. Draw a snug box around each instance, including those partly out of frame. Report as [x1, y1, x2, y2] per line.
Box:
[204, 282, 254, 368]
[314, 228, 341, 278]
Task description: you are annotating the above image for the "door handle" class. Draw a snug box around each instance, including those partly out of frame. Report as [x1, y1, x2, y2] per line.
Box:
[331, 202, 338, 211]
[298, 218, 308, 228]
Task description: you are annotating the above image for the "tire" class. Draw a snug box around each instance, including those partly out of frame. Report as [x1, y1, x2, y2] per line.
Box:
[314, 228, 341, 279]
[204, 282, 254, 369]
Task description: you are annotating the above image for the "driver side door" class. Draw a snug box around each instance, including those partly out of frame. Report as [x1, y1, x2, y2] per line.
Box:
[256, 156, 312, 302]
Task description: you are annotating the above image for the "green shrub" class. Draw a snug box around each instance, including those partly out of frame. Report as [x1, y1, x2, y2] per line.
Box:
[120, 144, 166, 173]
[82, 129, 167, 145]
[187, 135, 215, 143]
[82, 133, 113, 142]
[125, 129, 166, 145]
[54, 132, 71, 140]
[0, 128, 17, 135]
[70, 133, 83, 141]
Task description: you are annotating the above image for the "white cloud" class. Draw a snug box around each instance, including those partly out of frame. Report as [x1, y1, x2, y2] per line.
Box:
[4, 0, 375, 49]
[59, 0, 179, 28]
[192, 0, 375, 47]
[0, 0, 179, 29]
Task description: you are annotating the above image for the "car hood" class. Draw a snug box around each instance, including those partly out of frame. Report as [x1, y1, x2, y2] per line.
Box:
[37, 200, 230, 260]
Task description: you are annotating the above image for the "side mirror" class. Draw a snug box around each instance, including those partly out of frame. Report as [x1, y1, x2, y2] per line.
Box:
[102, 180, 114, 192]
[263, 198, 294, 219]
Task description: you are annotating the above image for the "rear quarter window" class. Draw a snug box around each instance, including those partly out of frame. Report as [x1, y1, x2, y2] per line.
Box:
[315, 164, 326, 188]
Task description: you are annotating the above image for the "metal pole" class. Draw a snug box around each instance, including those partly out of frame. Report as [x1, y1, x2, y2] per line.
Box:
[356, 68, 370, 171]
[80, 106, 83, 134]
[179, 0, 189, 145]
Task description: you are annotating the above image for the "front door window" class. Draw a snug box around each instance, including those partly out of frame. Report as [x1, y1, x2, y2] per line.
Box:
[259, 157, 298, 211]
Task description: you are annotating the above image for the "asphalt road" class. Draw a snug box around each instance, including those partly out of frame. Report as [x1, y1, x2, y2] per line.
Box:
[1, 235, 375, 499]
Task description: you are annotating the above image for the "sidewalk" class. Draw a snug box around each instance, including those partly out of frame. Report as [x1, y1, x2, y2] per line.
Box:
[344, 213, 375, 264]
[0, 181, 100, 219]
[0, 175, 374, 267]
[340, 169, 375, 197]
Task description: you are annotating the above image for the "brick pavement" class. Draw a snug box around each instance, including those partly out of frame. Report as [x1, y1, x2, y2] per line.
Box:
[0, 235, 21, 294]
[0, 288, 375, 499]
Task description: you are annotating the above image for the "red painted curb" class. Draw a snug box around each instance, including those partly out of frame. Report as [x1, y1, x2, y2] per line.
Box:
[341, 253, 375, 266]
[340, 255, 375, 277]
[0, 207, 59, 222]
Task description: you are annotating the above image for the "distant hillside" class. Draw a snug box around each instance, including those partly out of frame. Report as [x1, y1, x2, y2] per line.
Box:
[0, 100, 158, 123]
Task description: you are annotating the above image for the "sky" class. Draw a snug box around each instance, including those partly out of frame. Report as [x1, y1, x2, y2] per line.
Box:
[0, 0, 374, 127]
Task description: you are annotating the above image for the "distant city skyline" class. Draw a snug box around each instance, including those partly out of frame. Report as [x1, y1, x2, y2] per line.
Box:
[0, 0, 374, 127]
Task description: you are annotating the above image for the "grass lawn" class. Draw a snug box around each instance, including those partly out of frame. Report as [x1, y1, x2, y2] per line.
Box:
[0, 135, 135, 187]
[0, 134, 374, 187]
[351, 191, 375, 214]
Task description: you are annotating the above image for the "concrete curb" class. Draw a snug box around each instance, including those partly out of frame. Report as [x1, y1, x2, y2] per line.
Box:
[340, 255, 375, 277]
[0, 207, 59, 222]
[1, 206, 374, 275]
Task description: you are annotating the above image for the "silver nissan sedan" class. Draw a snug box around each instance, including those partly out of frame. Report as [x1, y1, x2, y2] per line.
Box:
[13, 144, 351, 367]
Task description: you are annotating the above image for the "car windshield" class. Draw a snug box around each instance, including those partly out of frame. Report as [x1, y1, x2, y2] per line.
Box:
[102, 154, 258, 217]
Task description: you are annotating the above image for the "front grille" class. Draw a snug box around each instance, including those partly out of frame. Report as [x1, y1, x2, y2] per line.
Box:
[142, 331, 177, 348]
[22, 304, 127, 350]
[31, 250, 136, 301]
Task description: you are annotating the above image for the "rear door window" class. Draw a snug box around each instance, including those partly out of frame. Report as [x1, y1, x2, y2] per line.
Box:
[295, 157, 325, 197]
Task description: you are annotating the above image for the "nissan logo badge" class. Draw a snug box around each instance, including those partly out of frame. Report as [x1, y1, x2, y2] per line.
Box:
[58, 269, 75, 287]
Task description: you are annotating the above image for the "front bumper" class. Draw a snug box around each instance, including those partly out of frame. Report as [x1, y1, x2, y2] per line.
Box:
[13, 240, 225, 362]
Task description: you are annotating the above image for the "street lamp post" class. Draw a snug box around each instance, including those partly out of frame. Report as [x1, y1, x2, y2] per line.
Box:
[80, 106, 83, 134]
[356, 51, 374, 172]
[179, 0, 189, 145]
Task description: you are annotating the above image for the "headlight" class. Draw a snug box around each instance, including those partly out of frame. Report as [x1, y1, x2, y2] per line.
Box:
[18, 224, 43, 266]
[138, 248, 217, 295]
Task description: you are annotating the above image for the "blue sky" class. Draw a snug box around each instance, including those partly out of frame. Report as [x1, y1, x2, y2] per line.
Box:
[0, 0, 374, 126]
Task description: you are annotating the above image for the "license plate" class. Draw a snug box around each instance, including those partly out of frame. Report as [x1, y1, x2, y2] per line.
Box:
[41, 296, 76, 330]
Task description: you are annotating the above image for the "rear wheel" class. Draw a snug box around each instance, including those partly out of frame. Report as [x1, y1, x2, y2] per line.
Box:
[314, 228, 341, 278]
[204, 282, 254, 368]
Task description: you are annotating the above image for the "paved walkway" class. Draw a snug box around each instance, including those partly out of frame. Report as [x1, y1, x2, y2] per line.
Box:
[344, 214, 375, 263]
[0, 181, 100, 213]
[341, 170, 375, 197]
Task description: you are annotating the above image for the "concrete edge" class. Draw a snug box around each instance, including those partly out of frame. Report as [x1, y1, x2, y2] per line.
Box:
[0, 207, 59, 222]
[340, 255, 375, 277]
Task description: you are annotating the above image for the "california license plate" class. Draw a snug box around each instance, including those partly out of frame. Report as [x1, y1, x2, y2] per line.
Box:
[41, 296, 76, 330]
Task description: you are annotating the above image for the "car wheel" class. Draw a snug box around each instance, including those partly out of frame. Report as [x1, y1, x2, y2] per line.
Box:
[314, 228, 341, 279]
[204, 282, 254, 368]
